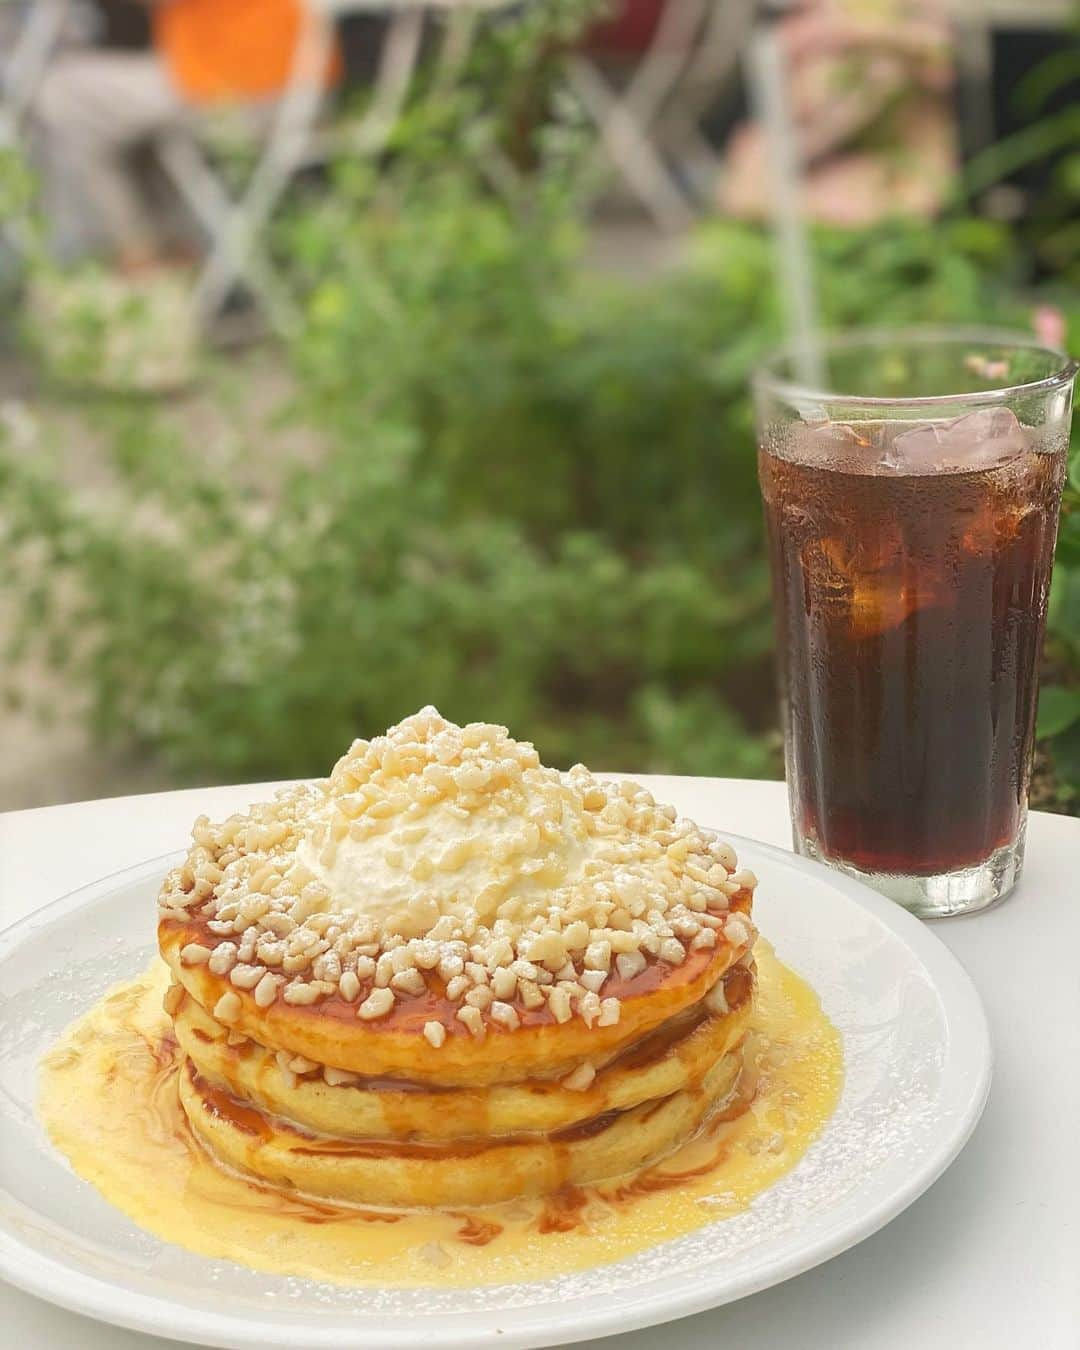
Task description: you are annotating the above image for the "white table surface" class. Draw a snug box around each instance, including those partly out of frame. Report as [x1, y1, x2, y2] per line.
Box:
[1, 776, 1077, 1350]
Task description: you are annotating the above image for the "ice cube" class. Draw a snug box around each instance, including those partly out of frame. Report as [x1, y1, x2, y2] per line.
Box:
[884, 422, 943, 471]
[792, 420, 876, 467]
[890, 408, 1027, 474]
[943, 408, 1028, 469]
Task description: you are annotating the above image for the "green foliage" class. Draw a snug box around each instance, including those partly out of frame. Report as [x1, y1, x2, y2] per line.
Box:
[1043, 429, 1080, 811]
[0, 5, 1077, 808]
[962, 37, 1080, 288]
[0, 393, 774, 782]
[0, 146, 37, 226]
[1037, 685, 1080, 738]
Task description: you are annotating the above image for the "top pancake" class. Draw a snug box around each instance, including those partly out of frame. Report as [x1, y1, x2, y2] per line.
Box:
[158, 708, 758, 1086]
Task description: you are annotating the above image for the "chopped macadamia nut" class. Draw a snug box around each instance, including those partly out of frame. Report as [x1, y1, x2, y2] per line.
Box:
[338, 970, 361, 1002]
[519, 980, 545, 1010]
[489, 1000, 520, 1030]
[357, 988, 395, 1020]
[725, 915, 753, 949]
[597, 997, 621, 1027]
[561, 1062, 596, 1091]
[229, 963, 265, 990]
[490, 967, 518, 1000]
[584, 939, 612, 971]
[207, 942, 238, 976]
[288, 1054, 319, 1074]
[157, 708, 756, 1034]
[578, 968, 607, 995]
[423, 1020, 447, 1048]
[253, 972, 280, 1008]
[283, 981, 320, 1006]
[615, 950, 647, 982]
[323, 1066, 359, 1087]
[705, 979, 729, 1015]
[213, 991, 242, 1023]
[659, 938, 687, 965]
[457, 1004, 485, 1037]
[548, 987, 573, 1024]
[390, 968, 427, 997]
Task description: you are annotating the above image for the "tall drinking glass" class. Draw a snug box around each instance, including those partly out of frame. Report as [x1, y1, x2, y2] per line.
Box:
[754, 328, 1076, 917]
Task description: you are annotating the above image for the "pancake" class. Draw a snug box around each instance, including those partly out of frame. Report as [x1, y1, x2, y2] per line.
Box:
[160, 901, 754, 1087]
[158, 707, 759, 1206]
[178, 1049, 746, 1209]
[172, 962, 755, 1142]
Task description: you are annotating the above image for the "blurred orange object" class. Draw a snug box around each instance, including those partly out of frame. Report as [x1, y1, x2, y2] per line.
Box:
[155, 0, 341, 103]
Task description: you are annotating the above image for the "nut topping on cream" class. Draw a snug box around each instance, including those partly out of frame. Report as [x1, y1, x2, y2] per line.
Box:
[159, 707, 757, 1037]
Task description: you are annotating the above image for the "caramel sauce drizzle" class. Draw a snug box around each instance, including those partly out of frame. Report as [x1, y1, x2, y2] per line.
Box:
[165, 888, 754, 1037]
[452, 1215, 504, 1247]
[535, 1186, 589, 1234]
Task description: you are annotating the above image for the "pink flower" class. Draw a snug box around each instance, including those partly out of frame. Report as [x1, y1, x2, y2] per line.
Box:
[1032, 305, 1067, 350]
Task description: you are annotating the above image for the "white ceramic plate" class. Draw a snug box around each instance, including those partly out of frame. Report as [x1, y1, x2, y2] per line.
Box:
[0, 838, 990, 1350]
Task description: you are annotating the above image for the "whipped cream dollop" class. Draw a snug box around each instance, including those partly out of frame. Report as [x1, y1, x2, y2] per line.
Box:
[288, 706, 670, 941]
[276, 707, 743, 946]
[294, 779, 592, 939]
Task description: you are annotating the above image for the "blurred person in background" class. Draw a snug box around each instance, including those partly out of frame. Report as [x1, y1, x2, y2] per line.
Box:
[720, 0, 958, 226]
[30, 0, 340, 272]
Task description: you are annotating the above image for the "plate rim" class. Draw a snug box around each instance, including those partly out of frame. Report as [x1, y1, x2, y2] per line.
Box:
[0, 834, 992, 1350]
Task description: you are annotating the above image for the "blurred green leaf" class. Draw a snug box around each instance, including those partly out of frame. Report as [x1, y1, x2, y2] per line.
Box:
[0, 3, 1076, 812]
[1014, 49, 1080, 117]
[1038, 685, 1080, 738]
[1048, 722, 1080, 798]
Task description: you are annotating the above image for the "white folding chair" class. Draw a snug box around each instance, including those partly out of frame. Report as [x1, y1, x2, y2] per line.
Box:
[564, 0, 708, 231]
[648, 0, 755, 201]
[158, 0, 498, 334]
[565, 0, 753, 230]
[0, 0, 82, 266]
[156, 1, 347, 333]
[0, 0, 72, 144]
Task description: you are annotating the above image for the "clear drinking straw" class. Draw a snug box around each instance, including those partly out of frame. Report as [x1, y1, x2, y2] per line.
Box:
[746, 25, 824, 391]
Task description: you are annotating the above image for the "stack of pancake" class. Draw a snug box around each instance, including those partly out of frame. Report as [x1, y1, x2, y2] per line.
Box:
[158, 708, 758, 1208]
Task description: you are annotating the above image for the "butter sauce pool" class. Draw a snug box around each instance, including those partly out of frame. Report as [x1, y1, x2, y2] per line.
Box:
[38, 943, 841, 1288]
